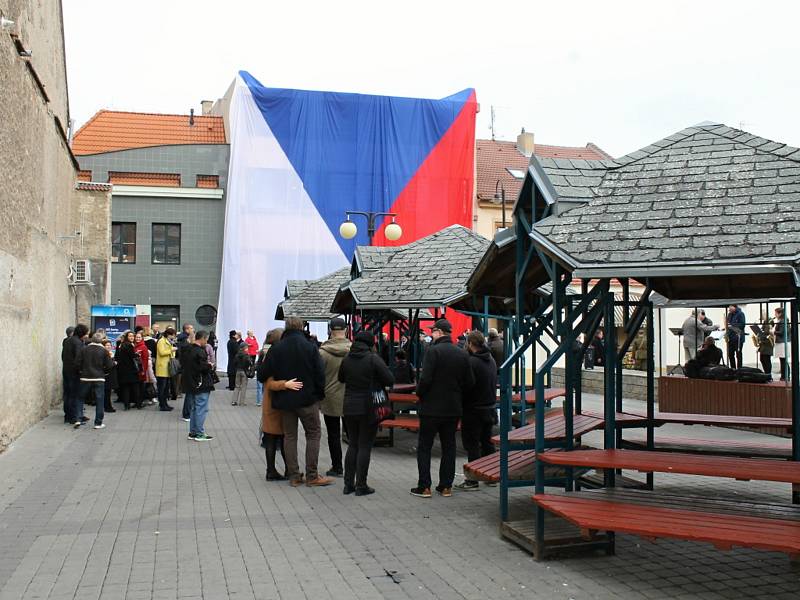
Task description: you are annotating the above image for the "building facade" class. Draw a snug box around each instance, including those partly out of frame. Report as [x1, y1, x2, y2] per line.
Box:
[73, 112, 229, 331]
[0, 0, 111, 450]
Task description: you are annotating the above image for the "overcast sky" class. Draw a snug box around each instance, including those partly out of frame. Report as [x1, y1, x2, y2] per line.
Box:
[63, 1, 800, 158]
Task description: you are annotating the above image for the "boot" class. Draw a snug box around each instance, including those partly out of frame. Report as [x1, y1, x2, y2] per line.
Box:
[265, 435, 286, 481]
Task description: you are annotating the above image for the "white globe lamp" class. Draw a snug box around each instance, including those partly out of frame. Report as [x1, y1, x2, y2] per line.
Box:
[339, 220, 357, 240]
[384, 221, 402, 241]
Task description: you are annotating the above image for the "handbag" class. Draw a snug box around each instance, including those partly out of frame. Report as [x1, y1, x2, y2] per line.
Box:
[168, 357, 181, 377]
[144, 382, 157, 399]
[369, 361, 394, 423]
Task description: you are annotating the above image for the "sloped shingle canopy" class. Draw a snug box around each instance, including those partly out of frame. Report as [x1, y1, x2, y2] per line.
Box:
[331, 225, 491, 312]
[275, 268, 350, 322]
[532, 123, 800, 299]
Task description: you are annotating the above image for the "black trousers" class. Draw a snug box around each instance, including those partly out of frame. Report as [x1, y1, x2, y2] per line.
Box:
[156, 376, 171, 409]
[118, 382, 140, 409]
[759, 353, 772, 375]
[227, 367, 236, 390]
[727, 342, 743, 370]
[417, 416, 459, 490]
[343, 415, 377, 488]
[323, 414, 345, 471]
[460, 410, 494, 482]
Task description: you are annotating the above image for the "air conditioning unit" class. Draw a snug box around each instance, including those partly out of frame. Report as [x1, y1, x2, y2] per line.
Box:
[73, 259, 91, 283]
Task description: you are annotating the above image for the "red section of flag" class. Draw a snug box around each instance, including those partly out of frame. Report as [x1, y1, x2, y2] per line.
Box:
[372, 90, 478, 336]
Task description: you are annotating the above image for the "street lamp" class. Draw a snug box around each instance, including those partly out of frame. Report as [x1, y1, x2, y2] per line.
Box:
[492, 180, 507, 229]
[339, 211, 402, 245]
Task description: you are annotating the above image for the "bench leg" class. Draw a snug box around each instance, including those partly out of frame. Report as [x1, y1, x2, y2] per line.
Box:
[793, 483, 799, 505]
[605, 531, 616, 556]
[646, 472, 654, 491]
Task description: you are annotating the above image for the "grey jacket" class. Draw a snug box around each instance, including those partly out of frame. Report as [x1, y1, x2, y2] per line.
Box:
[682, 315, 716, 349]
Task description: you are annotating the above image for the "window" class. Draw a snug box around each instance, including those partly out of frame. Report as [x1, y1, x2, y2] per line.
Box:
[152, 305, 179, 331]
[152, 223, 181, 264]
[111, 222, 136, 263]
[506, 168, 526, 179]
[195, 305, 217, 326]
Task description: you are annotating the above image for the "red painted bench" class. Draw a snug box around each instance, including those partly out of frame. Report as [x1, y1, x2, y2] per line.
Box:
[378, 416, 461, 433]
[624, 410, 793, 432]
[491, 413, 606, 445]
[533, 490, 800, 558]
[464, 449, 592, 483]
[621, 432, 792, 459]
[539, 449, 800, 484]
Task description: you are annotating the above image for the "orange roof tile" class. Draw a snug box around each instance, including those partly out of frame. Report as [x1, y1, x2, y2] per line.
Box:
[476, 139, 611, 202]
[72, 110, 226, 155]
[196, 174, 219, 189]
[108, 172, 181, 187]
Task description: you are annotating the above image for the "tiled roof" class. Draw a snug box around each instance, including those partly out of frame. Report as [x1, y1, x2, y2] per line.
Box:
[354, 246, 399, 271]
[75, 181, 112, 192]
[108, 172, 181, 187]
[533, 123, 800, 268]
[77, 170, 92, 182]
[71, 110, 226, 155]
[276, 268, 351, 322]
[332, 225, 491, 310]
[476, 139, 611, 203]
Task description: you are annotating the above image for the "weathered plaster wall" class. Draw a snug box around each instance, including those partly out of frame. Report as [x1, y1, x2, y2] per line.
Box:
[0, 1, 109, 451]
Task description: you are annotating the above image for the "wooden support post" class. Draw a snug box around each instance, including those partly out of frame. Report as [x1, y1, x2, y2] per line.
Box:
[646, 296, 655, 490]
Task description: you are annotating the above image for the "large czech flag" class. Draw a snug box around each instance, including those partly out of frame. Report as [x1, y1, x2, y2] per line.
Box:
[217, 71, 477, 368]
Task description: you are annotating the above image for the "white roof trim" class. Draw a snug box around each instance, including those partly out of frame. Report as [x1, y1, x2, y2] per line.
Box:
[111, 185, 224, 199]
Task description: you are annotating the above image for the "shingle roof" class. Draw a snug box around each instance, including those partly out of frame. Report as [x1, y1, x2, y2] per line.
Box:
[75, 181, 112, 192]
[275, 268, 351, 322]
[71, 110, 227, 155]
[354, 246, 399, 271]
[476, 139, 611, 203]
[332, 225, 491, 311]
[533, 123, 800, 269]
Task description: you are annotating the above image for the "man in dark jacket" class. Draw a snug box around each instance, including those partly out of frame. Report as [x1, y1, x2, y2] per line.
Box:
[226, 330, 241, 390]
[455, 331, 497, 491]
[61, 326, 75, 422]
[183, 330, 215, 441]
[74, 332, 114, 429]
[62, 324, 89, 425]
[411, 318, 475, 498]
[262, 317, 331, 487]
[487, 328, 504, 373]
[725, 305, 746, 369]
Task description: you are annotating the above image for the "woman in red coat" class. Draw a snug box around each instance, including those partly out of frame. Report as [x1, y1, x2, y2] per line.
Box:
[134, 332, 150, 409]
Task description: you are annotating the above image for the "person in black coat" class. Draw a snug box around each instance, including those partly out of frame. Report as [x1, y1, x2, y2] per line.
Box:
[61, 325, 87, 424]
[226, 330, 241, 391]
[456, 331, 497, 491]
[115, 331, 140, 410]
[261, 317, 331, 487]
[337, 331, 395, 496]
[391, 350, 415, 384]
[411, 318, 475, 498]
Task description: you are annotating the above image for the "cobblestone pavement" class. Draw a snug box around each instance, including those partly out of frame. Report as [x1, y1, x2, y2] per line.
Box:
[0, 387, 798, 600]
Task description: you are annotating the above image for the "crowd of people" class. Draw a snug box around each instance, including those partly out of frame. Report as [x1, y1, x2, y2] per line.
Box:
[60, 322, 218, 439]
[62, 315, 508, 498]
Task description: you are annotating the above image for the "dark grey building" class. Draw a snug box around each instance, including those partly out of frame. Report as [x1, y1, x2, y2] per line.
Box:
[73, 111, 229, 331]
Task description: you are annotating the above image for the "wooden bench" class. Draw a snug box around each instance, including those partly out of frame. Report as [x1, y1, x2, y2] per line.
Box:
[464, 449, 593, 483]
[533, 488, 800, 558]
[539, 449, 800, 484]
[621, 432, 792, 459]
[388, 392, 419, 404]
[378, 416, 460, 433]
[625, 410, 794, 432]
[491, 413, 606, 445]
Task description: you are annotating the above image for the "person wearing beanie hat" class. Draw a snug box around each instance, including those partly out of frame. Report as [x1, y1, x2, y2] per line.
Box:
[410, 317, 474, 499]
[319, 318, 352, 477]
[337, 330, 394, 496]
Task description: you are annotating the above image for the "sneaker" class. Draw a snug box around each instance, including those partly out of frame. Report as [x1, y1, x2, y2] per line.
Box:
[73, 422, 81, 429]
[306, 475, 334, 487]
[266, 471, 286, 481]
[193, 433, 214, 442]
[410, 487, 432, 498]
[93, 423, 106, 430]
[326, 468, 344, 478]
[187, 433, 197, 440]
[231, 402, 238, 406]
[454, 481, 479, 491]
[355, 486, 375, 496]
[159, 406, 174, 412]
[182, 417, 190, 422]
[289, 476, 305, 487]
[436, 486, 452, 497]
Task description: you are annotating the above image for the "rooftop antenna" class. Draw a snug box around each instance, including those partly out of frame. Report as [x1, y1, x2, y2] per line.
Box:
[489, 105, 496, 141]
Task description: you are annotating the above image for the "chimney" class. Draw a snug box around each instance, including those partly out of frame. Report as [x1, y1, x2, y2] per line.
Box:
[201, 100, 213, 115]
[517, 127, 535, 157]
[189, 108, 195, 126]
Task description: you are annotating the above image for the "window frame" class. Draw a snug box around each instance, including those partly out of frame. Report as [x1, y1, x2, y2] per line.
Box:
[111, 222, 137, 264]
[151, 223, 182, 265]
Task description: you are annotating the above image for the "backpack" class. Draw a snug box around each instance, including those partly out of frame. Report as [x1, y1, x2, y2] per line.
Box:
[736, 366, 771, 384]
[699, 365, 736, 381]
